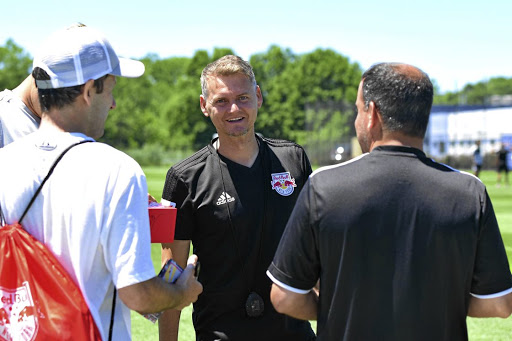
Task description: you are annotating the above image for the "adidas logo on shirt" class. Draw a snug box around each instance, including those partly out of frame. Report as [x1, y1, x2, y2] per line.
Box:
[216, 192, 235, 205]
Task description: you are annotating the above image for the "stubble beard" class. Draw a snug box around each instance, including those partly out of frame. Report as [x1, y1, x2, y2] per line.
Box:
[226, 126, 251, 138]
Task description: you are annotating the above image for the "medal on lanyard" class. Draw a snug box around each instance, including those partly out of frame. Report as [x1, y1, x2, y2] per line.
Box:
[216, 137, 268, 318]
[245, 291, 265, 317]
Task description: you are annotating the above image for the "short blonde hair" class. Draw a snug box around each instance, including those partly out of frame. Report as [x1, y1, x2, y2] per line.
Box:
[200, 55, 256, 98]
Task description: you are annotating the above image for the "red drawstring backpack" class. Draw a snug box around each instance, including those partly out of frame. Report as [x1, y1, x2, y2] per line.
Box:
[0, 141, 115, 340]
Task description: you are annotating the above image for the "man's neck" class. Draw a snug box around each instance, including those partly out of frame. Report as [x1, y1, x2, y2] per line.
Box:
[13, 76, 41, 118]
[39, 103, 88, 137]
[370, 133, 424, 151]
[216, 134, 260, 167]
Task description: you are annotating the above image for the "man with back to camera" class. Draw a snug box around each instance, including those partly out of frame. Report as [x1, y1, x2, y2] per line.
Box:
[159, 55, 316, 341]
[0, 25, 202, 340]
[0, 23, 85, 148]
[267, 62, 512, 340]
[0, 74, 42, 148]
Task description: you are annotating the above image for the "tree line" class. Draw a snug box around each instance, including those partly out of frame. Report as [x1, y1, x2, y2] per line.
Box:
[1, 39, 511, 165]
[434, 77, 512, 105]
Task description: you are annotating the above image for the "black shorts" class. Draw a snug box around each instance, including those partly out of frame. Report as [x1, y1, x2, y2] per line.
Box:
[498, 162, 509, 173]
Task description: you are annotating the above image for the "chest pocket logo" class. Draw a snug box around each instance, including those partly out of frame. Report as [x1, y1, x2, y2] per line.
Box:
[270, 172, 297, 196]
[216, 191, 235, 205]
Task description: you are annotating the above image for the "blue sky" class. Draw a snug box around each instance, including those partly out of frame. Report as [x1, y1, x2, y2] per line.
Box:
[2, 0, 511, 93]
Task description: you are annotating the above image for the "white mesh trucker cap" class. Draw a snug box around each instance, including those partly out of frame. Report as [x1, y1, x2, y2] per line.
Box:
[33, 26, 145, 89]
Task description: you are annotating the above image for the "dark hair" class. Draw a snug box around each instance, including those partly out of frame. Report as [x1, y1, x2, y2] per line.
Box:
[361, 62, 433, 138]
[32, 67, 107, 112]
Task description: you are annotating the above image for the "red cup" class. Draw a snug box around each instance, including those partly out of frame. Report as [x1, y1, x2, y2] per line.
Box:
[148, 206, 177, 243]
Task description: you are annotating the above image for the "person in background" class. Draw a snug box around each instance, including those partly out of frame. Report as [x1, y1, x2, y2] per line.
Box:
[472, 140, 483, 177]
[496, 143, 509, 186]
[0, 24, 202, 340]
[0, 23, 89, 148]
[159, 55, 315, 341]
[268, 62, 512, 340]
[0, 74, 42, 148]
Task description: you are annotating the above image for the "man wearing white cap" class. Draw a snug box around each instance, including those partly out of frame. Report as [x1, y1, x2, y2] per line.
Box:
[0, 25, 202, 340]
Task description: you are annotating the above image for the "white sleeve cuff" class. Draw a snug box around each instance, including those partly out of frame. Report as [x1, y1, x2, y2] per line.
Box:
[266, 270, 311, 294]
[470, 286, 512, 299]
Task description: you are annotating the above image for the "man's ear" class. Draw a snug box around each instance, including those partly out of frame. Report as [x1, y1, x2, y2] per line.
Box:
[256, 85, 263, 109]
[367, 101, 382, 130]
[200, 95, 209, 117]
[82, 79, 95, 106]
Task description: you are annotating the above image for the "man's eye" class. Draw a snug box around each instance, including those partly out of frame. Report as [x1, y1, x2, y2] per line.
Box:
[216, 99, 227, 104]
[239, 96, 249, 101]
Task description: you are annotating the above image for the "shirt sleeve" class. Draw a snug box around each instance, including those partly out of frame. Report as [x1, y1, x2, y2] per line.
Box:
[162, 166, 194, 240]
[471, 190, 512, 296]
[107, 160, 155, 289]
[0, 124, 4, 148]
[300, 145, 313, 180]
[267, 179, 319, 291]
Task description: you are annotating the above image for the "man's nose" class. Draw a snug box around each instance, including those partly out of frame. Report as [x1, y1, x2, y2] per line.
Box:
[229, 102, 240, 112]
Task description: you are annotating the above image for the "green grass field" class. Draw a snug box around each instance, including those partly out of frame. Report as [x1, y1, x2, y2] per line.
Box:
[132, 167, 512, 340]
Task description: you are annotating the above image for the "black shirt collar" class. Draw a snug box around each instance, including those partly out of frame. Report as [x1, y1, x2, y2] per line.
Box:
[371, 145, 426, 159]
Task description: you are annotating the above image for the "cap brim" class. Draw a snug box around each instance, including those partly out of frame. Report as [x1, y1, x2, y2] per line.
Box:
[112, 58, 145, 78]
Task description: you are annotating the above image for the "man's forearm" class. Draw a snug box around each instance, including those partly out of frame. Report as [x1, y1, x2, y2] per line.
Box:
[159, 309, 181, 341]
[290, 290, 318, 320]
[118, 256, 202, 314]
[118, 277, 188, 314]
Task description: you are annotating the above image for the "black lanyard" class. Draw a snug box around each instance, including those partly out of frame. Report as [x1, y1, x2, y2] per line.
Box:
[215, 137, 269, 317]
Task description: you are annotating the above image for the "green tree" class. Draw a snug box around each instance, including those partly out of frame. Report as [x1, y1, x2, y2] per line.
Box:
[258, 48, 361, 143]
[102, 69, 165, 148]
[159, 76, 212, 150]
[186, 50, 210, 79]
[0, 39, 32, 90]
[486, 77, 512, 96]
[434, 77, 512, 105]
[144, 54, 189, 85]
[250, 45, 295, 97]
[211, 47, 235, 62]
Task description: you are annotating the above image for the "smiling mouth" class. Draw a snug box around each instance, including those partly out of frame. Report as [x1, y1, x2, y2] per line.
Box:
[227, 117, 244, 122]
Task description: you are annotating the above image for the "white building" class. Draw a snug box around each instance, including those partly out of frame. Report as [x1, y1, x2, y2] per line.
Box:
[424, 105, 512, 159]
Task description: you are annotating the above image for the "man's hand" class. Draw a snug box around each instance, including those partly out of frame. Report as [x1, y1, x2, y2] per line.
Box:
[174, 255, 203, 310]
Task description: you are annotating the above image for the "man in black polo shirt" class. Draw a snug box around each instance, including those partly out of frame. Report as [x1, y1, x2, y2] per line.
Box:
[267, 62, 512, 340]
[159, 55, 315, 341]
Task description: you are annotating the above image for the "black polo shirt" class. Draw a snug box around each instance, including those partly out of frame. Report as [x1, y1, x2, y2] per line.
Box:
[162, 135, 315, 341]
[268, 145, 512, 341]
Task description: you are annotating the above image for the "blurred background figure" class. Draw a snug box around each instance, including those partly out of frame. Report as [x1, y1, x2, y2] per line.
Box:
[472, 140, 483, 178]
[496, 143, 510, 186]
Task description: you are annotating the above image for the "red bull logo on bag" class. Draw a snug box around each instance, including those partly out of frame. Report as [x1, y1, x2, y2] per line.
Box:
[271, 172, 297, 196]
[0, 281, 38, 341]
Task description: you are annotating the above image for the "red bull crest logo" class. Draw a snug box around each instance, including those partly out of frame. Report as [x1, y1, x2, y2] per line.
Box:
[271, 172, 297, 196]
[0, 282, 38, 341]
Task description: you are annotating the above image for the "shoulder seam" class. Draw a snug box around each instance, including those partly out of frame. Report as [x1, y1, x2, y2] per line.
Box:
[171, 146, 211, 173]
[262, 137, 304, 149]
[311, 153, 368, 178]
